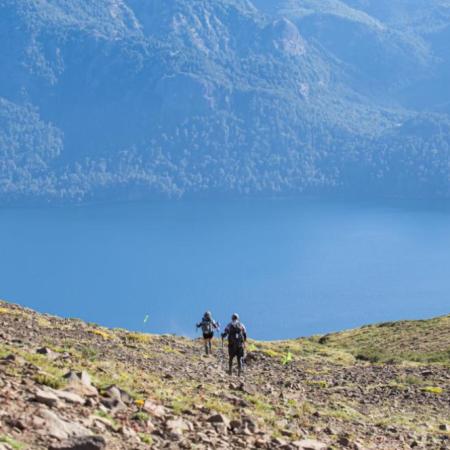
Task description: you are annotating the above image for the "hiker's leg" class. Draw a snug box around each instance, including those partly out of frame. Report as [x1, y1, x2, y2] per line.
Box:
[208, 338, 212, 354]
[204, 339, 209, 355]
[237, 348, 243, 376]
[228, 347, 234, 375]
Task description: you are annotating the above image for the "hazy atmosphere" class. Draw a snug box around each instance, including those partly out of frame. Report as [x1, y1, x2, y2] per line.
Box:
[1, 0, 450, 202]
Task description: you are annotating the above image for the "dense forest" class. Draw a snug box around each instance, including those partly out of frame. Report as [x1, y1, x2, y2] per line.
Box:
[1, 0, 449, 202]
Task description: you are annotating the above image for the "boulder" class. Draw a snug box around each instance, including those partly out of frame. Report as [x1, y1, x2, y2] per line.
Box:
[99, 397, 125, 412]
[102, 385, 133, 405]
[48, 435, 106, 450]
[166, 418, 192, 439]
[143, 399, 166, 418]
[52, 389, 85, 405]
[34, 388, 61, 408]
[207, 413, 230, 428]
[36, 409, 91, 440]
[36, 347, 58, 360]
[63, 371, 97, 397]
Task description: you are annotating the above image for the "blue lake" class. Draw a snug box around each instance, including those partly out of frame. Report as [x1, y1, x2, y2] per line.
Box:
[0, 199, 449, 340]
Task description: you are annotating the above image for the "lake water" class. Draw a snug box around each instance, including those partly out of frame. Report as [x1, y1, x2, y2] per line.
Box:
[0, 199, 449, 340]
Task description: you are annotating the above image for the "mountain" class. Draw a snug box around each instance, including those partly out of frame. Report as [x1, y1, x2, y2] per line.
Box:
[0, 0, 449, 203]
[0, 300, 449, 449]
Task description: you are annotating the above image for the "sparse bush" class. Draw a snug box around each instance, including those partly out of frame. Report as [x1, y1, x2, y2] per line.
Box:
[132, 412, 150, 422]
[139, 433, 153, 445]
[355, 350, 382, 363]
[80, 345, 99, 361]
[33, 373, 64, 389]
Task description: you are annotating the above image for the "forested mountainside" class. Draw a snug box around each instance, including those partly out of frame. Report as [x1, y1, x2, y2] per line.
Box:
[1, 0, 450, 203]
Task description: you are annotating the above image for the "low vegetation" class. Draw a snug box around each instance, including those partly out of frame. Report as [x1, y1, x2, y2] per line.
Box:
[0, 299, 448, 449]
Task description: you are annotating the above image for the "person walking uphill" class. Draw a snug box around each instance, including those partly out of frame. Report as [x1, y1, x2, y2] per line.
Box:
[222, 313, 247, 376]
[196, 311, 220, 355]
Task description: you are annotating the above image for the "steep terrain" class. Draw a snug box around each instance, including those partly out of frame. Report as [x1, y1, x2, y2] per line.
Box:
[0, 300, 449, 449]
[0, 0, 449, 203]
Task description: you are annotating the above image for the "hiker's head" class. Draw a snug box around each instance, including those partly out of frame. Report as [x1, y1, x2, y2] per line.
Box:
[204, 311, 211, 319]
[231, 313, 239, 322]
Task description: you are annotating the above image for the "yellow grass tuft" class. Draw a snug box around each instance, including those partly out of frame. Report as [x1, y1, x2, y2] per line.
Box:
[89, 329, 113, 340]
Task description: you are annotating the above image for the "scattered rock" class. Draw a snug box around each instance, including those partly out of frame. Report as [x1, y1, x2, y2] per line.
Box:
[292, 439, 328, 450]
[36, 347, 58, 359]
[207, 413, 230, 428]
[48, 435, 106, 450]
[0, 444, 13, 450]
[36, 409, 91, 440]
[52, 389, 85, 405]
[166, 418, 192, 439]
[143, 399, 166, 417]
[34, 388, 61, 408]
[63, 371, 98, 397]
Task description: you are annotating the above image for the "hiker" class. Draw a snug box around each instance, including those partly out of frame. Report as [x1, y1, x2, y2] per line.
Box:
[196, 311, 220, 355]
[221, 313, 247, 376]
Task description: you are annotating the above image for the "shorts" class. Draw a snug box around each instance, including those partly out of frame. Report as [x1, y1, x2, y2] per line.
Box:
[203, 332, 214, 339]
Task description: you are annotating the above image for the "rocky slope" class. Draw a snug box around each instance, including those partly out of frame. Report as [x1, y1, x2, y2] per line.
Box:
[1, 0, 450, 203]
[0, 300, 449, 450]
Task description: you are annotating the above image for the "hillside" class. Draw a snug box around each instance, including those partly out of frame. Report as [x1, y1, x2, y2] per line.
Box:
[0, 0, 450, 203]
[0, 300, 449, 449]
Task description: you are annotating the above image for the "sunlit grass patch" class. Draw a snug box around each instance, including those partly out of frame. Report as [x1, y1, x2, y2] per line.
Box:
[422, 386, 443, 394]
[0, 435, 25, 450]
[307, 380, 328, 389]
[139, 433, 153, 445]
[89, 329, 113, 340]
[321, 402, 366, 422]
[33, 373, 65, 389]
[171, 395, 196, 415]
[125, 333, 152, 344]
[0, 307, 23, 316]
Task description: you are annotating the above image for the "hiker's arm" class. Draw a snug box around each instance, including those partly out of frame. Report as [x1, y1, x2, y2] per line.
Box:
[221, 324, 229, 339]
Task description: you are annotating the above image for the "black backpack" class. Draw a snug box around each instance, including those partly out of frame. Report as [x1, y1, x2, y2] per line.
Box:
[228, 322, 245, 347]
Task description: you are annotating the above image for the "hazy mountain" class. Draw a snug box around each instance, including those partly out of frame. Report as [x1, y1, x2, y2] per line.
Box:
[0, 0, 449, 202]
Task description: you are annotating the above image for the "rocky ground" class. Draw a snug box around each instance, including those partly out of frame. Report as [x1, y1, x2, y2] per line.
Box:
[0, 300, 449, 450]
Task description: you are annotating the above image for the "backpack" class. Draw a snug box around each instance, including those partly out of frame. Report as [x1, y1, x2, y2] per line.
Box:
[201, 319, 214, 334]
[228, 322, 245, 347]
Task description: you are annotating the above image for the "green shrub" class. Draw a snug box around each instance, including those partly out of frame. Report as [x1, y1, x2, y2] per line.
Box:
[132, 412, 150, 422]
[33, 373, 64, 389]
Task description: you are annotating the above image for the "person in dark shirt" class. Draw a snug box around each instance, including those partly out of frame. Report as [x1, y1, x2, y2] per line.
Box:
[221, 313, 247, 376]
